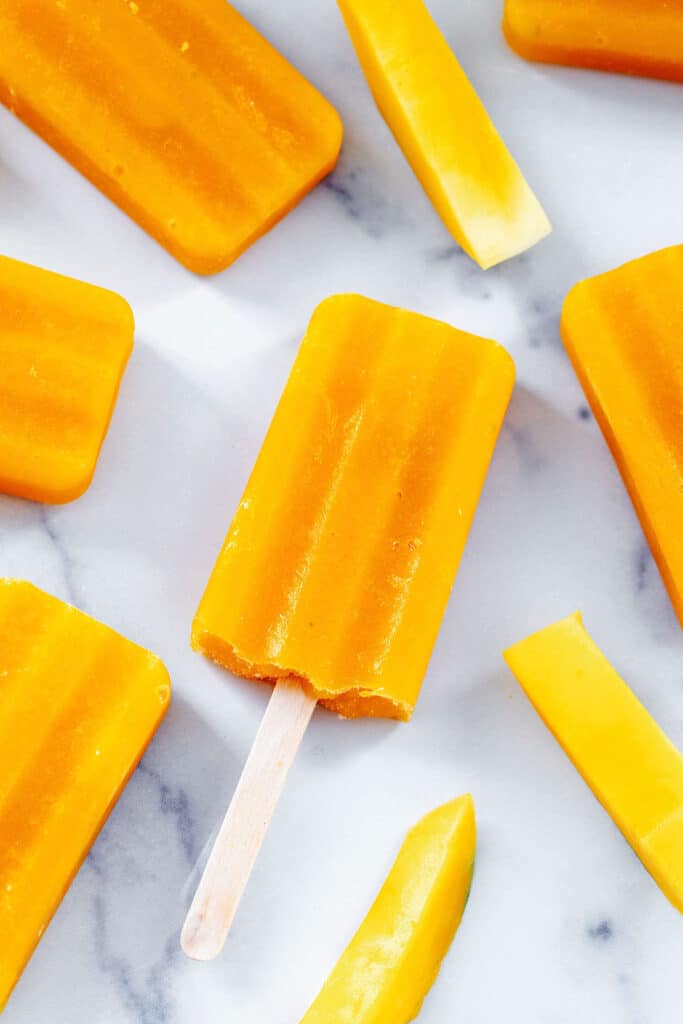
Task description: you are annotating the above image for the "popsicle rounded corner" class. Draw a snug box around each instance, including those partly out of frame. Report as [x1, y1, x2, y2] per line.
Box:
[500, 2, 539, 63]
[502, 610, 585, 665]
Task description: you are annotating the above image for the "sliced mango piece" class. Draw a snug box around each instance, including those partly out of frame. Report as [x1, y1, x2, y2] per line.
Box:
[337, 0, 551, 268]
[0, 254, 134, 504]
[299, 795, 476, 1023]
[504, 612, 683, 914]
[503, 0, 683, 83]
[561, 246, 683, 627]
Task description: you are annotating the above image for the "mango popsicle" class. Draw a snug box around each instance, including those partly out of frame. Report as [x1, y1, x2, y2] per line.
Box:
[0, 254, 134, 504]
[183, 294, 513, 960]
[504, 613, 683, 914]
[561, 246, 683, 627]
[337, 0, 551, 269]
[192, 294, 515, 720]
[503, 0, 683, 83]
[0, 579, 171, 1011]
[0, 0, 342, 273]
[300, 796, 476, 1024]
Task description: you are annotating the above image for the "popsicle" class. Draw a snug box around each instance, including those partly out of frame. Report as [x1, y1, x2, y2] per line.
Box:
[0, 255, 134, 504]
[299, 796, 476, 1024]
[561, 246, 683, 627]
[0, 0, 342, 273]
[337, 0, 551, 269]
[182, 294, 514, 959]
[503, 0, 683, 83]
[504, 613, 683, 914]
[0, 579, 171, 1011]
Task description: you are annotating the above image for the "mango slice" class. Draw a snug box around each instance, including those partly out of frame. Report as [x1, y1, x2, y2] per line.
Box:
[503, 0, 683, 83]
[0, 0, 342, 273]
[0, 255, 134, 504]
[561, 246, 683, 627]
[504, 613, 683, 914]
[337, 0, 551, 269]
[299, 795, 476, 1023]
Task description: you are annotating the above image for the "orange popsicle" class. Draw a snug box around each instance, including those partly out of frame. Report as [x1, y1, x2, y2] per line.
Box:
[0, 0, 342, 273]
[0, 579, 171, 1012]
[503, 0, 683, 83]
[561, 246, 683, 626]
[0, 254, 133, 504]
[182, 295, 514, 961]
[192, 294, 516, 721]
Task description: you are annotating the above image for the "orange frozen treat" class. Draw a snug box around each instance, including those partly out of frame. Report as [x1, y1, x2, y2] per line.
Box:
[561, 246, 683, 627]
[0, 0, 342, 273]
[0, 255, 133, 504]
[0, 579, 171, 1012]
[503, 0, 683, 83]
[192, 294, 515, 721]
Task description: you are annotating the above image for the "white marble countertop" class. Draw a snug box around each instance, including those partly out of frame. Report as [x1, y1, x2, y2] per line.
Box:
[1, 1, 682, 1021]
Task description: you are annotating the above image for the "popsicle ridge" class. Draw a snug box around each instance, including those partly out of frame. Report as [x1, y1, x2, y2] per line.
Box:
[0, 255, 134, 503]
[192, 295, 515, 720]
[0, 579, 171, 1011]
[0, 0, 342, 272]
[561, 245, 683, 625]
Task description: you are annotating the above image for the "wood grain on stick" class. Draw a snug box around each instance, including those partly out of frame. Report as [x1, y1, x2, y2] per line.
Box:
[181, 677, 317, 961]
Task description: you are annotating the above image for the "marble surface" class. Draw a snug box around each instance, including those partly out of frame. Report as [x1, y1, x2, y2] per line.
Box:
[1, 1, 682, 1020]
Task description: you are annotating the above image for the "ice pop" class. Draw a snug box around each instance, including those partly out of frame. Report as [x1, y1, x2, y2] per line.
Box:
[561, 246, 683, 627]
[300, 796, 476, 1024]
[504, 613, 683, 914]
[503, 0, 683, 83]
[0, 579, 171, 1011]
[0, 255, 134, 504]
[182, 294, 514, 959]
[0, 0, 342, 273]
[337, 0, 551, 269]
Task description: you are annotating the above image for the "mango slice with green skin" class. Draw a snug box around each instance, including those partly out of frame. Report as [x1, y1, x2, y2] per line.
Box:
[337, 0, 551, 269]
[300, 795, 476, 1024]
[504, 612, 683, 914]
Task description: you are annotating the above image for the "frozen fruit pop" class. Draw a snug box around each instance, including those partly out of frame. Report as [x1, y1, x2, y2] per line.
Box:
[337, 0, 551, 269]
[299, 796, 476, 1024]
[0, 255, 133, 504]
[503, 0, 683, 83]
[0, 0, 342, 273]
[504, 613, 683, 914]
[182, 294, 514, 960]
[561, 246, 683, 627]
[0, 580, 171, 1012]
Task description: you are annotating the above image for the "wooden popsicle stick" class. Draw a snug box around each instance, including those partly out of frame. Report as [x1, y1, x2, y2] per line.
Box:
[181, 676, 317, 961]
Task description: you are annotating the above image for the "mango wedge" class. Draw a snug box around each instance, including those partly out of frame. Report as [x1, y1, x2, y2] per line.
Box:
[0, 0, 342, 273]
[337, 0, 551, 269]
[503, 0, 683, 83]
[0, 255, 134, 504]
[561, 246, 683, 627]
[0, 580, 171, 1011]
[504, 613, 683, 914]
[299, 796, 476, 1024]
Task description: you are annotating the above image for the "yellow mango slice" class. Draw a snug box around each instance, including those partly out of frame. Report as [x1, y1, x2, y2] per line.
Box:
[0, 579, 171, 1011]
[337, 0, 551, 269]
[0, 255, 134, 504]
[299, 795, 476, 1024]
[504, 612, 683, 914]
[561, 246, 683, 627]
